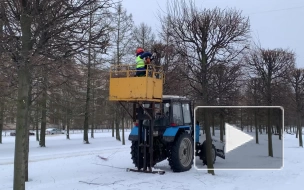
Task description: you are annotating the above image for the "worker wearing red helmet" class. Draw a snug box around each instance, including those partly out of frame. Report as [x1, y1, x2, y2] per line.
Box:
[135, 47, 154, 77]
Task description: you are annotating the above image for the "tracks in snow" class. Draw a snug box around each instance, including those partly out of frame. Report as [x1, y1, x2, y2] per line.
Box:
[0, 146, 127, 165]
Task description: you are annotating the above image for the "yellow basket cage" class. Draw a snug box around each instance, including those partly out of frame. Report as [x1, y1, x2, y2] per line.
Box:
[109, 64, 165, 102]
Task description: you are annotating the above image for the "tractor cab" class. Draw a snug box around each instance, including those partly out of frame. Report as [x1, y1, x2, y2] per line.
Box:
[139, 95, 194, 138]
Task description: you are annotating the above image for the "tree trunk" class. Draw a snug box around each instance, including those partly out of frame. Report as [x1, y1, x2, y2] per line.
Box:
[83, 60, 91, 143]
[296, 116, 299, 138]
[66, 104, 70, 140]
[122, 117, 125, 145]
[0, 99, 4, 144]
[35, 102, 39, 142]
[14, 65, 31, 190]
[219, 112, 224, 142]
[115, 116, 121, 141]
[298, 115, 303, 147]
[91, 122, 94, 138]
[267, 109, 273, 157]
[204, 111, 214, 175]
[91, 77, 95, 139]
[250, 117, 253, 132]
[223, 119, 225, 136]
[112, 120, 114, 137]
[278, 124, 281, 140]
[255, 110, 259, 144]
[200, 45, 214, 175]
[0, 0, 3, 144]
[13, 9, 32, 190]
[212, 114, 215, 136]
[39, 74, 47, 147]
[24, 126, 29, 182]
[25, 82, 33, 182]
[299, 126, 303, 147]
[83, 10, 93, 144]
[240, 108, 243, 131]
[66, 109, 70, 140]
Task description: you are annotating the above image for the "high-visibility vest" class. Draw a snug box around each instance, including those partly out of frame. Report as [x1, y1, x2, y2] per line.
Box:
[136, 55, 145, 68]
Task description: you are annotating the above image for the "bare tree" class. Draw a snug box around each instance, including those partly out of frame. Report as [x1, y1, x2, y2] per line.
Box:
[246, 46, 295, 156]
[39, 65, 48, 147]
[0, 98, 3, 144]
[209, 63, 244, 141]
[271, 79, 292, 139]
[83, 6, 94, 144]
[245, 77, 265, 143]
[69, 2, 112, 144]
[112, 2, 134, 64]
[110, 2, 134, 143]
[133, 22, 155, 51]
[154, 17, 187, 94]
[2, 0, 114, 188]
[289, 68, 304, 147]
[0, 2, 4, 144]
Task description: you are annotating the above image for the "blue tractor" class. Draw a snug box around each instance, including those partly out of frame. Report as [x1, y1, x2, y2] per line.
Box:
[127, 95, 225, 174]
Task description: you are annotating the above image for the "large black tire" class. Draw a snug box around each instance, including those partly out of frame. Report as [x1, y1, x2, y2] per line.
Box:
[201, 142, 216, 165]
[168, 132, 194, 172]
[130, 141, 143, 169]
[130, 141, 155, 169]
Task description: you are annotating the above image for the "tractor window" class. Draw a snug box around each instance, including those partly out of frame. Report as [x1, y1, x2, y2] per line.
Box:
[182, 103, 191, 125]
[172, 102, 183, 126]
[155, 103, 161, 115]
[163, 103, 169, 117]
[143, 103, 169, 127]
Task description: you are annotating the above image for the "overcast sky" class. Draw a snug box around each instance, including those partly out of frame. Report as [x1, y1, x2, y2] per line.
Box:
[121, 0, 304, 68]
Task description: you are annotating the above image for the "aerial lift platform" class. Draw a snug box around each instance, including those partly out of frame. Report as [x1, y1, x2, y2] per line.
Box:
[109, 63, 165, 174]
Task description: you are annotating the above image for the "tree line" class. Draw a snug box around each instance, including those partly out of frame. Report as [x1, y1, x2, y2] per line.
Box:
[0, 0, 303, 188]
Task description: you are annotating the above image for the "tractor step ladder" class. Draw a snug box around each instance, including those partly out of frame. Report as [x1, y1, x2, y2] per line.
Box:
[109, 63, 165, 174]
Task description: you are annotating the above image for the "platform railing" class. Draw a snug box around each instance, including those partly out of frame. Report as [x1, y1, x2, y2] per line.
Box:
[110, 64, 165, 82]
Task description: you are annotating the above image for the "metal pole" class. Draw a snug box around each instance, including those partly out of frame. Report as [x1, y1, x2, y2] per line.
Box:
[143, 123, 147, 171]
[137, 105, 143, 171]
[149, 102, 155, 171]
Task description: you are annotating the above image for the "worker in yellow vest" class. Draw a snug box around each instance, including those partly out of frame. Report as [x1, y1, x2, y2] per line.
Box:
[135, 47, 154, 77]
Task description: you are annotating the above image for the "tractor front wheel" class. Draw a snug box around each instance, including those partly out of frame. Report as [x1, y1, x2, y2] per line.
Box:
[130, 141, 143, 169]
[168, 132, 194, 172]
[130, 141, 155, 169]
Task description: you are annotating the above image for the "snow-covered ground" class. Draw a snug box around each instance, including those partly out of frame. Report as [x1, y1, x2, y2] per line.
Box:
[0, 129, 303, 190]
[1, 129, 113, 136]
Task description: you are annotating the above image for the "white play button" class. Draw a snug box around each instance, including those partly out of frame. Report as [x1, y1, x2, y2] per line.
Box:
[225, 123, 254, 153]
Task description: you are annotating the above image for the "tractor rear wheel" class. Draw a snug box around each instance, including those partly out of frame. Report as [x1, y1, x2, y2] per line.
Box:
[168, 132, 194, 172]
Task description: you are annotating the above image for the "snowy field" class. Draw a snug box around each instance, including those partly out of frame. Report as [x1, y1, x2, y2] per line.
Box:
[1, 129, 112, 137]
[0, 129, 303, 190]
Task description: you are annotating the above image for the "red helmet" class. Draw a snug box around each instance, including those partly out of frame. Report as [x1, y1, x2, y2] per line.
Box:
[136, 47, 144, 55]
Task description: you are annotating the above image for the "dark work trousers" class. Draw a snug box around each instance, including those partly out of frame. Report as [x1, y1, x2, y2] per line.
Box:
[136, 66, 146, 77]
